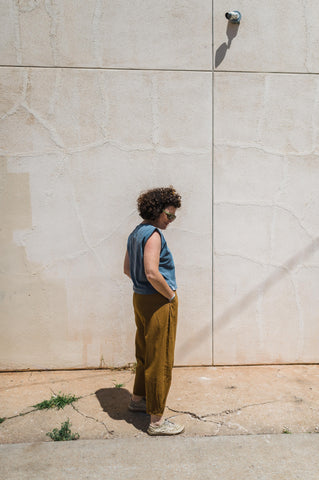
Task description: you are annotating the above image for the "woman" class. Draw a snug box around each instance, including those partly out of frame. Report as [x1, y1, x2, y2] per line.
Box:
[123, 186, 184, 436]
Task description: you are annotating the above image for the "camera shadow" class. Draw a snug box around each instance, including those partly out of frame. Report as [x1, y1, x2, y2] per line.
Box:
[215, 21, 240, 68]
[95, 387, 149, 433]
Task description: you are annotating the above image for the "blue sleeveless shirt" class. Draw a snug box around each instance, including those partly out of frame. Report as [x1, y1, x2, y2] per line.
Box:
[127, 223, 177, 294]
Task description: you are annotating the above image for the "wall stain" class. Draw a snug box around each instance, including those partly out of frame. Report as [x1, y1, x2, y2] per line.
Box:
[0, 159, 70, 370]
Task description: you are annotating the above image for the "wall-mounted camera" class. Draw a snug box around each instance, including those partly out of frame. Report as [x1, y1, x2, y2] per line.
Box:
[225, 11, 242, 24]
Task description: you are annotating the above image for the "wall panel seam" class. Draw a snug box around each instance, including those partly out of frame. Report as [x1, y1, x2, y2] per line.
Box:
[214, 70, 319, 76]
[212, 0, 214, 366]
[0, 65, 212, 73]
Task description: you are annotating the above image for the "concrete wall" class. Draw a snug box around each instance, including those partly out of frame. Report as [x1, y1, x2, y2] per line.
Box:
[213, 1, 319, 364]
[0, 1, 318, 369]
[0, 0, 212, 369]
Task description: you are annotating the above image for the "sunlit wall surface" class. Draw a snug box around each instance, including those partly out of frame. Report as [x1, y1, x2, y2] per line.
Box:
[0, 0, 212, 369]
[1, 1, 318, 369]
[214, 1, 319, 364]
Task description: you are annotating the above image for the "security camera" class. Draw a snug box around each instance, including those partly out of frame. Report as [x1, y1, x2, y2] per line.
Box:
[225, 11, 242, 24]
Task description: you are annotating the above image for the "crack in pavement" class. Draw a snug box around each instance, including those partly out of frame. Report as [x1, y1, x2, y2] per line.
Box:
[0, 391, 114, 439]
[1, 408, 38, 423]
[167, 399, 281, 423]
[70, 403, 114, 437]
[48, 388, 114, 437]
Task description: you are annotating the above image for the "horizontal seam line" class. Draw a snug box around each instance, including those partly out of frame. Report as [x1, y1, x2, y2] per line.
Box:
[0, 65, 213, 73]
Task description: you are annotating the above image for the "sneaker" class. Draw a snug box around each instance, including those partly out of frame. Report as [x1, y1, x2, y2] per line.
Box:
[147, 419, 185, 436]
[128, 397, 147, 412]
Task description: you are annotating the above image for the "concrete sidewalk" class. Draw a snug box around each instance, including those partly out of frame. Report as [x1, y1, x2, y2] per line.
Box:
[1, 434, 319, 480]
[1, 365, 319, 478]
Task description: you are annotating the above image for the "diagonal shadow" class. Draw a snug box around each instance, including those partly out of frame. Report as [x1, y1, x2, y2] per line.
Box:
[215, 21, 240, 68]
[95, 387, 149, 433]
[178, 238, 319, 359]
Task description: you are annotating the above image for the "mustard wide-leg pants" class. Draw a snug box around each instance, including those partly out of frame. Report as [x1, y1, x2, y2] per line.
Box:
[132, 292, 178, 416]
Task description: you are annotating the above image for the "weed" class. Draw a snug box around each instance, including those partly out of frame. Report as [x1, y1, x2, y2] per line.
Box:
[282, 427, 291, 434]
[0, 417, 5, 424]
[46, 419, 80, 441]
[113, 381, 124, 388]
[33, 392, 80, 411]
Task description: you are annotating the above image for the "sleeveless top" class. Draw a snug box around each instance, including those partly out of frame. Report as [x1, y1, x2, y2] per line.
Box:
[127, 223, 177, 295]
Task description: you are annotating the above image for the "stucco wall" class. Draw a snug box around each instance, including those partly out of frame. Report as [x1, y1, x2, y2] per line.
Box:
[213, 1, 319, 364]
[1, 1, 318, 370]
[0, 0, 212, 369]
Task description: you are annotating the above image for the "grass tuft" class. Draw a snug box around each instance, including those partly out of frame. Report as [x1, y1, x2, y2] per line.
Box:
[33, 392, 80, 411]
[46, 419, 79, 441]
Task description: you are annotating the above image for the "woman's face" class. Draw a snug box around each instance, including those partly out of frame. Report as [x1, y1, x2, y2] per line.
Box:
[154, 205, 177, 230]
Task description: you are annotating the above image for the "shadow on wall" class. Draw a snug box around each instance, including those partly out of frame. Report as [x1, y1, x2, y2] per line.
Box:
[179, 238, 319, 357]
[215, 22, 240, 68]
[95, 388, 149, 433]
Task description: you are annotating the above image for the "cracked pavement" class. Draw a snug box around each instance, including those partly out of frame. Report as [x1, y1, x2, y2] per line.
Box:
[1, 365, 319, 444]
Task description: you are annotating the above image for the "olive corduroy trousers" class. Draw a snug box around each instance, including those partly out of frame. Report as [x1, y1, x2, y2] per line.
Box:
[132, 291, 178, 416]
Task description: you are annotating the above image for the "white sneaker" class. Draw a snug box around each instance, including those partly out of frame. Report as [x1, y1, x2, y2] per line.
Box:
[147, 419, 185, 436]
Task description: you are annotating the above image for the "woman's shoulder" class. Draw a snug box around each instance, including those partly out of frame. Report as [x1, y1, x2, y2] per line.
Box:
[129, 223, 157, 238]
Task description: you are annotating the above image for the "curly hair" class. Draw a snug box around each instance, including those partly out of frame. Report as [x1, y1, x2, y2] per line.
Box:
[137, 186, 182, 221]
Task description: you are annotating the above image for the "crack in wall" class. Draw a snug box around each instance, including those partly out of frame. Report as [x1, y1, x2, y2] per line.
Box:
[21, 103, 65, 149]
[2, 4, 319, 368]
[312, 80, 319, 151]
[215, 201, 314, 240]
[214, 159, 312, 353]
[96, 72, 110, 140]
[0, 71, 27, 121]
[44, 0, 60, 66]
[92, 0, 103, 67]
[64, 158, 106, 274]
[256, 75, 268, 145]
[13, 0, 22, 64]
[214, 251, 289, 270]
[301, 0, 310, 72]
[1, 139, 210, 158]
[214, 140, 317, 158]
[269, 157, 288, 264]
[48, 68, 63, 117]
[12, 208, 137, 278]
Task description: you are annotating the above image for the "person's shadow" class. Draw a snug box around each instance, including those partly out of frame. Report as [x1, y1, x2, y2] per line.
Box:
[215, 21, 240, 68]
[95, 387, 150, 433]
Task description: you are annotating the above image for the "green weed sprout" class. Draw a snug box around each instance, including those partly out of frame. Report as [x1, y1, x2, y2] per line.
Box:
[33, 393, 80, 410]
[46, 419, 80, 441]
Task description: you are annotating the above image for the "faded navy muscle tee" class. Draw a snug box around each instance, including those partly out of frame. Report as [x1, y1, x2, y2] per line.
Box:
[127, 223, 177, 295]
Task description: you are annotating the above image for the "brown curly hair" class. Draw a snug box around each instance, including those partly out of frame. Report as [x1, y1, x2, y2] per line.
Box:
[137, 186, 182, 221]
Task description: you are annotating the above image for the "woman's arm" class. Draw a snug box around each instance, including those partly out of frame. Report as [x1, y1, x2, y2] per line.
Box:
[123, 250, 131, 278]
[143, 231, 175, 300]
